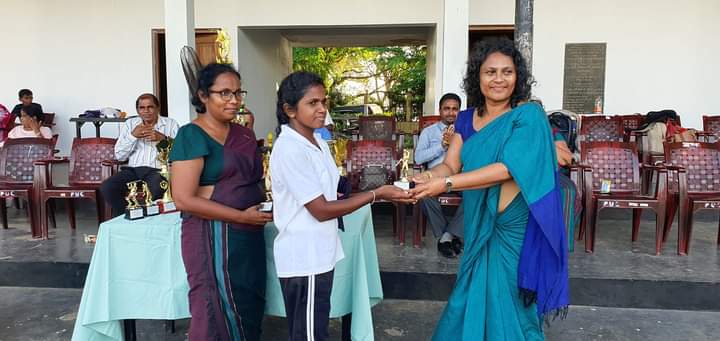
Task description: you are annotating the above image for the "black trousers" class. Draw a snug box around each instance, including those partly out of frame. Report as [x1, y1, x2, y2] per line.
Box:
[99, 166, 164, 217]
[280, 270, 334, 341]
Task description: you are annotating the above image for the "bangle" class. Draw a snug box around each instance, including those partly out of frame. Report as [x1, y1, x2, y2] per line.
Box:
[369, 190, 376, 204]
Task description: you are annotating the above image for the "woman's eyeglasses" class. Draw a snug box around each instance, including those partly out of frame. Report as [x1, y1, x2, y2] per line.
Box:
[208, 89, 247, 101]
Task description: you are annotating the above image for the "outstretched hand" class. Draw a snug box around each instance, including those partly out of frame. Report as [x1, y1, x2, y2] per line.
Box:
[374, 185, 415, 204]
[409, 177, 446, 200]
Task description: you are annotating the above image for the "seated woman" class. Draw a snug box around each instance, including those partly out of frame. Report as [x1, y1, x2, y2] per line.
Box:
[170, 63, 273, 341]
[7, 104, 52, 140]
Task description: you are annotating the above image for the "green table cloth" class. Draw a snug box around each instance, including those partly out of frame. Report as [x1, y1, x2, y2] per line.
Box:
[71, 204, 382, 341]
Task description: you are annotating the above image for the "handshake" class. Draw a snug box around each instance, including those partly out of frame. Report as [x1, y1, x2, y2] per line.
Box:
[370, 171, 452, 204]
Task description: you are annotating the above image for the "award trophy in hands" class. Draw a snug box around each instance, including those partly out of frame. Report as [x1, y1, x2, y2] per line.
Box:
[393, 149, 414, 190]
[124, 181, 144, 220]
[156, 138, 177, 213]
[259, 133, 273, 212]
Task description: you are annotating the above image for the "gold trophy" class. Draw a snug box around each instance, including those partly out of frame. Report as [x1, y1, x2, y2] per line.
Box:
[156, 138, 177, 213]
[142, 181, 160, 216]
[215, 29, 232, 64]
[259, 133, 273, 212]
[393, 149, 413, 190]
[124, 181, 144, 220]
[332, 138, 349, 176]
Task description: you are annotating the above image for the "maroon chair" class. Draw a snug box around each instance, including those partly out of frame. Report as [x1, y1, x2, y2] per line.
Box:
[579, 115, 624, 142]
[580, 141, 668, 255]
[663, 142, 720, 255]
[358, 115, 397, 142]
[618, 114, 644, 142]
[699, 115, 720, 143]
[418, 115, 441, 131]
[346, 140, 405, 241]
[34, 138, 116, 238]
[0, 138, 55, 238]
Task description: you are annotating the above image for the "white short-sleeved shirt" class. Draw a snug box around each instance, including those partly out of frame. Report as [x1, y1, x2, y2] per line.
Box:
[270, 124, 344, 278]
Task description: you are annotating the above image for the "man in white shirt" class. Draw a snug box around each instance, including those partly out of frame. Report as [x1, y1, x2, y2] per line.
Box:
[414, 93, 464, 258]
[100, 93, 179, 217]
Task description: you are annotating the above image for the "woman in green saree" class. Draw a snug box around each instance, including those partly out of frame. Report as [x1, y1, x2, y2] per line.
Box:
[411, 38, 569, 340]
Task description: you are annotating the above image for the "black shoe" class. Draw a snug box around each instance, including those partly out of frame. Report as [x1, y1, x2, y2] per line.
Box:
[437, 241, 456, 258]
[451, 237, 463, 255]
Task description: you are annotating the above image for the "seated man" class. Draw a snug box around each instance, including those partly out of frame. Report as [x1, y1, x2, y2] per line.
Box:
[11, 89, 43, 116]
[414, 93, 464, 258]
[100, 93, 179, 217]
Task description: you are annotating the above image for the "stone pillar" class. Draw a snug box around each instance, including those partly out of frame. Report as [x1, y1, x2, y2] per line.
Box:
[441, 0, 469, 108]
[515, 0, 534, 72]
[164, 0, 195, 125]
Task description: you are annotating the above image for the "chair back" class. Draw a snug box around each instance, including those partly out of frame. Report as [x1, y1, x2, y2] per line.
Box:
[619, 114, 643, 131]
[347, 140, 398, 190]
[702, 115, 720, 141]
[358, 115, 396, 141]
[42, 112, 55, 128]
[581, 141, 641, 194]
[418, 115, 442, 131]
[663, 142, 720, 194]
[68, 137, 117, 186]
[0, 138, 54, 184]
[580, 115, 624, 142]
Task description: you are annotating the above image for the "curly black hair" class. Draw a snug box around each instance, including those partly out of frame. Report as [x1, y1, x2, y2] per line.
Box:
[463, 37, 533, 112]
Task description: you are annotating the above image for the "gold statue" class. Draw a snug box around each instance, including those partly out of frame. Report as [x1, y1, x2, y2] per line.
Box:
[332, 138, 349, 176]
[125, 182, 140, 208]
[259, 136, 273, 212]
[215, 29, 232, 64]
[266, 132, 274, 149]
[399, 149, 411, 182]
[141, 182, 154, 207]
[156, 138, 177, 212]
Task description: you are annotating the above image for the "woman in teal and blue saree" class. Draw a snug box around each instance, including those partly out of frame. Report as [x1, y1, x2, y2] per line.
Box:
[411, 38, 569, 340]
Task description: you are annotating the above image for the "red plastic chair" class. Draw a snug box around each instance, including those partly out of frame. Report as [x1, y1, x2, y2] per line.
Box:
[34, 138, 116, 238]
[580, 141, 668, 255]
[699, 115, 720, 143]
[0, 138, 55, 238]
[663, 142, 720, 255]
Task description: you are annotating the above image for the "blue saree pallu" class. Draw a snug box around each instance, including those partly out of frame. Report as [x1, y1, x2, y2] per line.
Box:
[432, 103, 569, 341]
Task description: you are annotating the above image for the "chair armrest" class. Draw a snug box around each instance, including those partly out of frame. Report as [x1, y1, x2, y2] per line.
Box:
[34, 157, 69, 166]
[640, 163, 667, 171]
[663, 164, 686, 172]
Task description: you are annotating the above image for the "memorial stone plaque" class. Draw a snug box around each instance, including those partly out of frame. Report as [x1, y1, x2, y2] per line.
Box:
[562, 43, 606, 114]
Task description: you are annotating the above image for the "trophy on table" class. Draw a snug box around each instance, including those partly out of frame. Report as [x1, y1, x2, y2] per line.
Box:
[156, 138, 177, 213]
[142, 181, 161, 216]
[332, 138, 349, 176]
[124, 181, 144, 220]
[259, 133, 273, 212]
[393, 149, 414, 190]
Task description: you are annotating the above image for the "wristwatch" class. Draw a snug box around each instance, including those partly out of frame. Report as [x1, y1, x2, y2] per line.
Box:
[444, 176, 453, 193]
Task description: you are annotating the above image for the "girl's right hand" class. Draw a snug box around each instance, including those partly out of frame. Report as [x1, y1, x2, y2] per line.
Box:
[374, 185, 414, 203]
[237, 205, 273, 226]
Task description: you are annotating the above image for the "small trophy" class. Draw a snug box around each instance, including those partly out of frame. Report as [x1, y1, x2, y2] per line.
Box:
[393, 149, 414, 190]
[142, 181, 160, 216]
[156, 138, 177, 213]
[259, 134, 273, 212]
[232, 104, 251, 127]
[124, 181, 144, 220]
[332, 138, 349, 176]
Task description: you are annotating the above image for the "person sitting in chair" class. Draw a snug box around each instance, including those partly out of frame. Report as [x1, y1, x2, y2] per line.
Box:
[100, 93, 179, 217]
[1, 104, 53, 146]
[414, 93, 464, 258]
[11, 89, 44, 116]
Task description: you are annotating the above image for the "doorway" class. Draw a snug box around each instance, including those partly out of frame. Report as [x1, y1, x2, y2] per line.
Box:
[469, 25, 514, 51]
[152, 29, 219, 116]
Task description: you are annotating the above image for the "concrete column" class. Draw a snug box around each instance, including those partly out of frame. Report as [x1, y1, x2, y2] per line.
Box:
[515, 0, 533, 72]
[164, 0, 195, 125]
[441, 0, 469, 108]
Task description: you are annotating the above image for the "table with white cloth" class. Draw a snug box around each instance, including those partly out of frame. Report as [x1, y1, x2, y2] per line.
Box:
[71, 204, 382, 341]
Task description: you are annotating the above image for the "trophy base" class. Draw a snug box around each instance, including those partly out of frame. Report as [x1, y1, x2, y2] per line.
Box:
[159, 201, 178, 214]
[125, 207, 145, 220]
[145, 204, 161, 216]
[259, 201, 273, 212]
[393, 180, 412, 191]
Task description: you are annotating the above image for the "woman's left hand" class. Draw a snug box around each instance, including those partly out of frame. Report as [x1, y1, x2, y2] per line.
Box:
[409, 177, 446, 200]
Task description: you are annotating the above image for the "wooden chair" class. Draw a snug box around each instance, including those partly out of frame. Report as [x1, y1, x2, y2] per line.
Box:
[346, 140, 405, 241]
[43, 112, 56, 128]
[34, 138, 116, 238]
[579, 115, 624, 142]
[580, 141, 668, 255]
[618, 114, 644, 142]
[699, 115, 720, 142]
[662, 142, 720, 255]
[0, 138, 55, 238]
[358, 115, 397, 142]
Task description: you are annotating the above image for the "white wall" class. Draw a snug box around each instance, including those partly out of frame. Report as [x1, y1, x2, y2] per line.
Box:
[469, 0, 514, 25]
[533, 0, 720, 129]
[0, 0, 163, 155]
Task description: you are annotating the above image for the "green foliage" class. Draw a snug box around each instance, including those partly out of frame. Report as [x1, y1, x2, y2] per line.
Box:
[292, 46, 426, 117]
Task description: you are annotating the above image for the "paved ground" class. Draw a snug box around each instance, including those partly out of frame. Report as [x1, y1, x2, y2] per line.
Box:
[1, 287, 719, 341]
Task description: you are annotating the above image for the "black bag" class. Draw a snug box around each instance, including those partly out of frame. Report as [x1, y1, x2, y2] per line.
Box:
[548, 111, 579, 153]
[358, 165, 388, 191]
